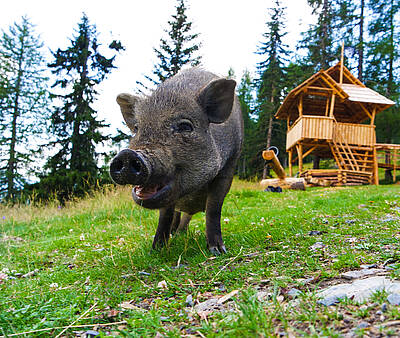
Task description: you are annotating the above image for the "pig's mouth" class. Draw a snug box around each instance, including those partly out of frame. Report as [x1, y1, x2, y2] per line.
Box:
[132, 181, 173, 207]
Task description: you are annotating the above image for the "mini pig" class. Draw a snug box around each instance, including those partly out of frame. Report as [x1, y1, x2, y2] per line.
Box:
[109, 68, 243, 255]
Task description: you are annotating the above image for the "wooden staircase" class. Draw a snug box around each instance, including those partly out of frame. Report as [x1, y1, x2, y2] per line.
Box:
[327, 121, 374, 184]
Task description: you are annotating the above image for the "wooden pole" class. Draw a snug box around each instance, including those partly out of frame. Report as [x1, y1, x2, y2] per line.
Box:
[288, 149, 293, 177]
[394, 149, 397, 183]
[261, 150, 305, 190]
[298, 93, 303, 117]
[262, 150, 286, 179]
[297, 144, 303, 173]
[329, 93, 336, 118]
[373, 146, 379, 185]
[340, 41, 344, 85]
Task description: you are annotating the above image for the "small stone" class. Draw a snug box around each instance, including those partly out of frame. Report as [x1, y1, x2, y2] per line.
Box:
[360, 264, 377, 269]
[287, 288, 302, 298]
[218, 283, 226, 292]
[357, 321, 369, 329]
[85, 330, 99, 337]
[256, 291, 271, 302]
[310, 242, 325, 250]
[308, 230, 324, 236]
[376, 310, 382, 315]
[139, 271, 150, 276]
[381, 303, 388, 312]
[317, 295, 343, 306]
[387, 293, 400, 305]
[341, 268, 384, 280]
[160, 316, 169, 321]
[185, 294, 194, 307]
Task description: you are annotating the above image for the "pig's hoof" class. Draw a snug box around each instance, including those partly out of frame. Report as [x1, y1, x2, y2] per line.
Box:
[209, 245, 227, 256]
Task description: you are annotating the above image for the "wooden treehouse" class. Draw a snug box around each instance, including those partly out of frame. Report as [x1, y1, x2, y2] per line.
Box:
[275, 62, 396, 186]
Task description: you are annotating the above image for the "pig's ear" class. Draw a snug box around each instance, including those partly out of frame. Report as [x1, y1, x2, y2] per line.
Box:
[198, 79, 236, 124]
[116, 93, 138, 128]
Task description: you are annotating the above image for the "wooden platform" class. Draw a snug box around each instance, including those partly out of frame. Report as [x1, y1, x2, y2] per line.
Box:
[375, 144, 400, 182]
[301, 169, 373, 186]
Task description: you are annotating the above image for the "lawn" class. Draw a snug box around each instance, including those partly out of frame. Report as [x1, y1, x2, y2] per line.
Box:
[1, 180, 400, 336]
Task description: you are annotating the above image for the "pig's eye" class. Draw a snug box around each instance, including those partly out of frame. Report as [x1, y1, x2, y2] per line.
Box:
[176, 120, 194, 133]
[132, 125, 138, 136]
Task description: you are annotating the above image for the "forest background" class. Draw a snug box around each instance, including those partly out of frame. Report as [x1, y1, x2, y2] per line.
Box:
[0, 0, 399, 202]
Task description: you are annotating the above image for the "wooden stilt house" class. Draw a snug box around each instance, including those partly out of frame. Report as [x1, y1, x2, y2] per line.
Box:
[275, 62, 395, 186]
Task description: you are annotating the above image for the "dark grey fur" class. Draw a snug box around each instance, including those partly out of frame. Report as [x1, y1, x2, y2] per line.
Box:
[110, 68, 243, 254]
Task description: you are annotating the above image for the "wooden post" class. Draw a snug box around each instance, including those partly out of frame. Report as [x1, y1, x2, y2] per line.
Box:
[297, 144, 303, 173]
[370, 106, 376, 125]
[288, 149, 293, 177]
[340, 41, 344, 85]
[325, 96, 330, 116]
[329, 93, 336, 118]
[373, 147, 379, 185]
[394, 149, 397, 183]
[298, 93, 303, 117]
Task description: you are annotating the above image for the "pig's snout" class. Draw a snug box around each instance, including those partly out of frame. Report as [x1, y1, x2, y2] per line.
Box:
[109, 149, 150, 185]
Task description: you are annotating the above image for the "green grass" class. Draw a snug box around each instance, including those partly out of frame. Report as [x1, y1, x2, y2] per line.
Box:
[1, 180, 400, 336]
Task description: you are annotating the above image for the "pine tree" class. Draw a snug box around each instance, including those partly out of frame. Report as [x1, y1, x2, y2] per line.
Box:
[336, 0, 366, 80]
[299, 0, 337, 72]
[138, 0, 201, 88]
[35, 14, 123, 201]
[0, 17, 49, 201]
[366, 0, 400, 180]
[236, 70, 257, 179]
[255, 0, 290, 179]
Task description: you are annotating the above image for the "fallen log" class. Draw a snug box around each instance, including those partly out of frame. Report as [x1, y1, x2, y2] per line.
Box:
[261, 150, 306, 191]
[260, 177, 306, 190]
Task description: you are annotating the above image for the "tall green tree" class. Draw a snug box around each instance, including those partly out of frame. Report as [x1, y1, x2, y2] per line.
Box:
[299, 0, 337, 72]
[236, 70, 257, 179]
[0, 17, 49, 200]
[138, 0, 201, 88]
[35, 14, 123, 201]
[336, 0, 366, 80]
[366, 0, 400, 180]
[255, 0, 290, 179]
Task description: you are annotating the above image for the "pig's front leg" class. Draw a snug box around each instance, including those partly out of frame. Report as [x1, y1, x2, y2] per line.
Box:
[152, 206, 175, 249]
[206, 175, 233, 255]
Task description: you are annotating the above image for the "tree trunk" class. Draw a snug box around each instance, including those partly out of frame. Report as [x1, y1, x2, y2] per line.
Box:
[7, 45, 24, 199]
[70, 33, 89, 171]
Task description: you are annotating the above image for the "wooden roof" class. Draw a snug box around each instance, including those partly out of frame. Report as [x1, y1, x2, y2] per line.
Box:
[275, 62, 395, 123]
[340, 84, 395, 105]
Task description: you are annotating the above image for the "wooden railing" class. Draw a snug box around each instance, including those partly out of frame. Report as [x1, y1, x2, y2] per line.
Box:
[286, 116, 333, 150]
[286, 115, 376, 150]
[334, 123, 375, 146]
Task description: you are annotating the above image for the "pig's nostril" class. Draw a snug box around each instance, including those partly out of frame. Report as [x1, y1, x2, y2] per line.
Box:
[129, 158, 143, 175]
[110, 158, 124, 174]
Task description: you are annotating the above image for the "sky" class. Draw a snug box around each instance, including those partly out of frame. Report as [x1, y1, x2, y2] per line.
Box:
[1, 0, 315, 133]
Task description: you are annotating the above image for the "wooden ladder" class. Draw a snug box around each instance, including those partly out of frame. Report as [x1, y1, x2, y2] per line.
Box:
[330, 121, 359, 171]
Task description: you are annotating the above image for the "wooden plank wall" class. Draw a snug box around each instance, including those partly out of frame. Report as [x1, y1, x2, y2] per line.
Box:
[302, 116, 333, 140]
[335, 123, 375, 146]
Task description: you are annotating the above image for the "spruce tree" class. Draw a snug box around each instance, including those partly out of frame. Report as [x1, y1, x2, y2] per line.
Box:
[36, 14, 123, 201]
[299, 0, 337, 72]
[255, 0, 290, 179]
[236, 71, 257, 179]
[366, 0, 399, 180]
[0, 17, 49, 200]
[336, 0, 366, 81]
[139, 0, 201, 88]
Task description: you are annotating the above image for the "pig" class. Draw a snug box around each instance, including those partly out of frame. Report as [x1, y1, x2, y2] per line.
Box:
[109, 68, 243, 255]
